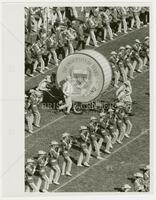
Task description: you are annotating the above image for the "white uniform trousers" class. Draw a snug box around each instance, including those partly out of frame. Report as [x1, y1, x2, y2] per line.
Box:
[36, 174, 49, 191]
[49, 164, 61, 184]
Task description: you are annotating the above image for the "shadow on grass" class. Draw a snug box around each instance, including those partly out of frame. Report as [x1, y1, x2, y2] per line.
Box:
[128, 177, 135, 183]
[114, 187, 123, 192]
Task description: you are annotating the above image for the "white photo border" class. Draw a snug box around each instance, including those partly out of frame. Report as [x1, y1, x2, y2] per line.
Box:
[0, 0, 155, 199]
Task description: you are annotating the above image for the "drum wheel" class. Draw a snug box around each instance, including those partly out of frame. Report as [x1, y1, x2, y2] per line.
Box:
[73, 102, 83, 114]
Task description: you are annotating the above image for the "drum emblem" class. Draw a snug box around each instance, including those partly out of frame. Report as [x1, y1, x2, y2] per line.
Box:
[57, 50, 112, 102]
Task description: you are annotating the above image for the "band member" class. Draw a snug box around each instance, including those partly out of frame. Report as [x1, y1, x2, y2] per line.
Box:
[124, 45, 134, 79]
[46, 33, 59, 67]
[41, 42, 49, 69]
[63, 24, 76, 56]
[32, 41, 45, 74]
[25, 98, 34, 134]
[132, 39, 143, 73]
[133, 172, 145, 192]
[131, 7, 141, 29]
[116, 80, 133, 115]
[25, 158, 38, 192]
[123, 107, 133, 138]
[29, 89, 41, 128]
[143, 165, 150, 180]
[48, 141, 61, 185]
[60, 133, 73, 176]
[126, 7, 134, 30]
[59, 75, 73, 115]
[117, 7, 128, 34]
[140, 36, 149, 67]
[98, 112, 113, 154]
[36, 150, 49, 192]
[142, 165, 150, 191]
[139, 7, 148, 27]
[55, 23, 66, 59]
[115, 107, 126, 144]
[100, 9, 113, 41]
[107, 108, 119, 146]
[88, 116, 103, 159]
[77, 126, 91, 167]
[25, 43, 34, 77]
[97, 112, 106, 150]
[109, 7, 120, 36]
[95, 11, 104, 42]
[76, 19, 86, 50]
[85, 12, 99, 47]
[109, 51, 120, 87]
[117, 46, 127, 83]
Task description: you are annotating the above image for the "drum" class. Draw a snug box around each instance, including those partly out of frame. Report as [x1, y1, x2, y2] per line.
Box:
[57, 49, 112, 103]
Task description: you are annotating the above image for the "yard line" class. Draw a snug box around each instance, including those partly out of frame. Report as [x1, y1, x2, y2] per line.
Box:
[25, 66, 57, 82]
[52, 128, 149, 192]
[25, 115, 66, 138]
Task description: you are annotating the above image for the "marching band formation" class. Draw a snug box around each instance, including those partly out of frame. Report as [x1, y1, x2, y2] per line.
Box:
[25, 92, 150, 192]
[25, 6, 150, 192]
[25, 38, 149, 192]
[25, 35, 149, 134]
[25, 6, 149, 76]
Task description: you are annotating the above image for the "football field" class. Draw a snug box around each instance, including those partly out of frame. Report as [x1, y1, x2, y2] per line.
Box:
[25, 26, 149, 192]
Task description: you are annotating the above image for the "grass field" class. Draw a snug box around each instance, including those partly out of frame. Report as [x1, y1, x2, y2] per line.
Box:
[25, 26, 150, 192]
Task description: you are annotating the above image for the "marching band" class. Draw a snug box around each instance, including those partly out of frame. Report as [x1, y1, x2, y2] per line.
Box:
[25, 6, 150, 192]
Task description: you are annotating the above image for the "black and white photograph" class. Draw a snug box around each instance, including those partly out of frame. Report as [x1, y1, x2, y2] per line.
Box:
[24, 5, 150, 193]
[2, 0, 156, 198]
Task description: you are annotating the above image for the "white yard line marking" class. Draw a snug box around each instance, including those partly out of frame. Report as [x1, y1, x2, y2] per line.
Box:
[25, 115, 66, 138]
[25, 66, 57, 82]
[52, 129, 149, 192]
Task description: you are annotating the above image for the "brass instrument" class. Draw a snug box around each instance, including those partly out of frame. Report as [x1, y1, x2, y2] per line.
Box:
[85, 132, 89, 142]
[27, 162, 36, 174]
[67, 137, 73, 149]
[62, 136, 73, 150]
[55, 145, 62, 154]
[63, 28, 77, 41]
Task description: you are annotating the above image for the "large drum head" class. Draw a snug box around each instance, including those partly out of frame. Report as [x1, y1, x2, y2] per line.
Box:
[57, 50, 112, 103]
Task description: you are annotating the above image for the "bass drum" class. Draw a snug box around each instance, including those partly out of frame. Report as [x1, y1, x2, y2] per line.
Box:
[57, 49, 112, 103]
